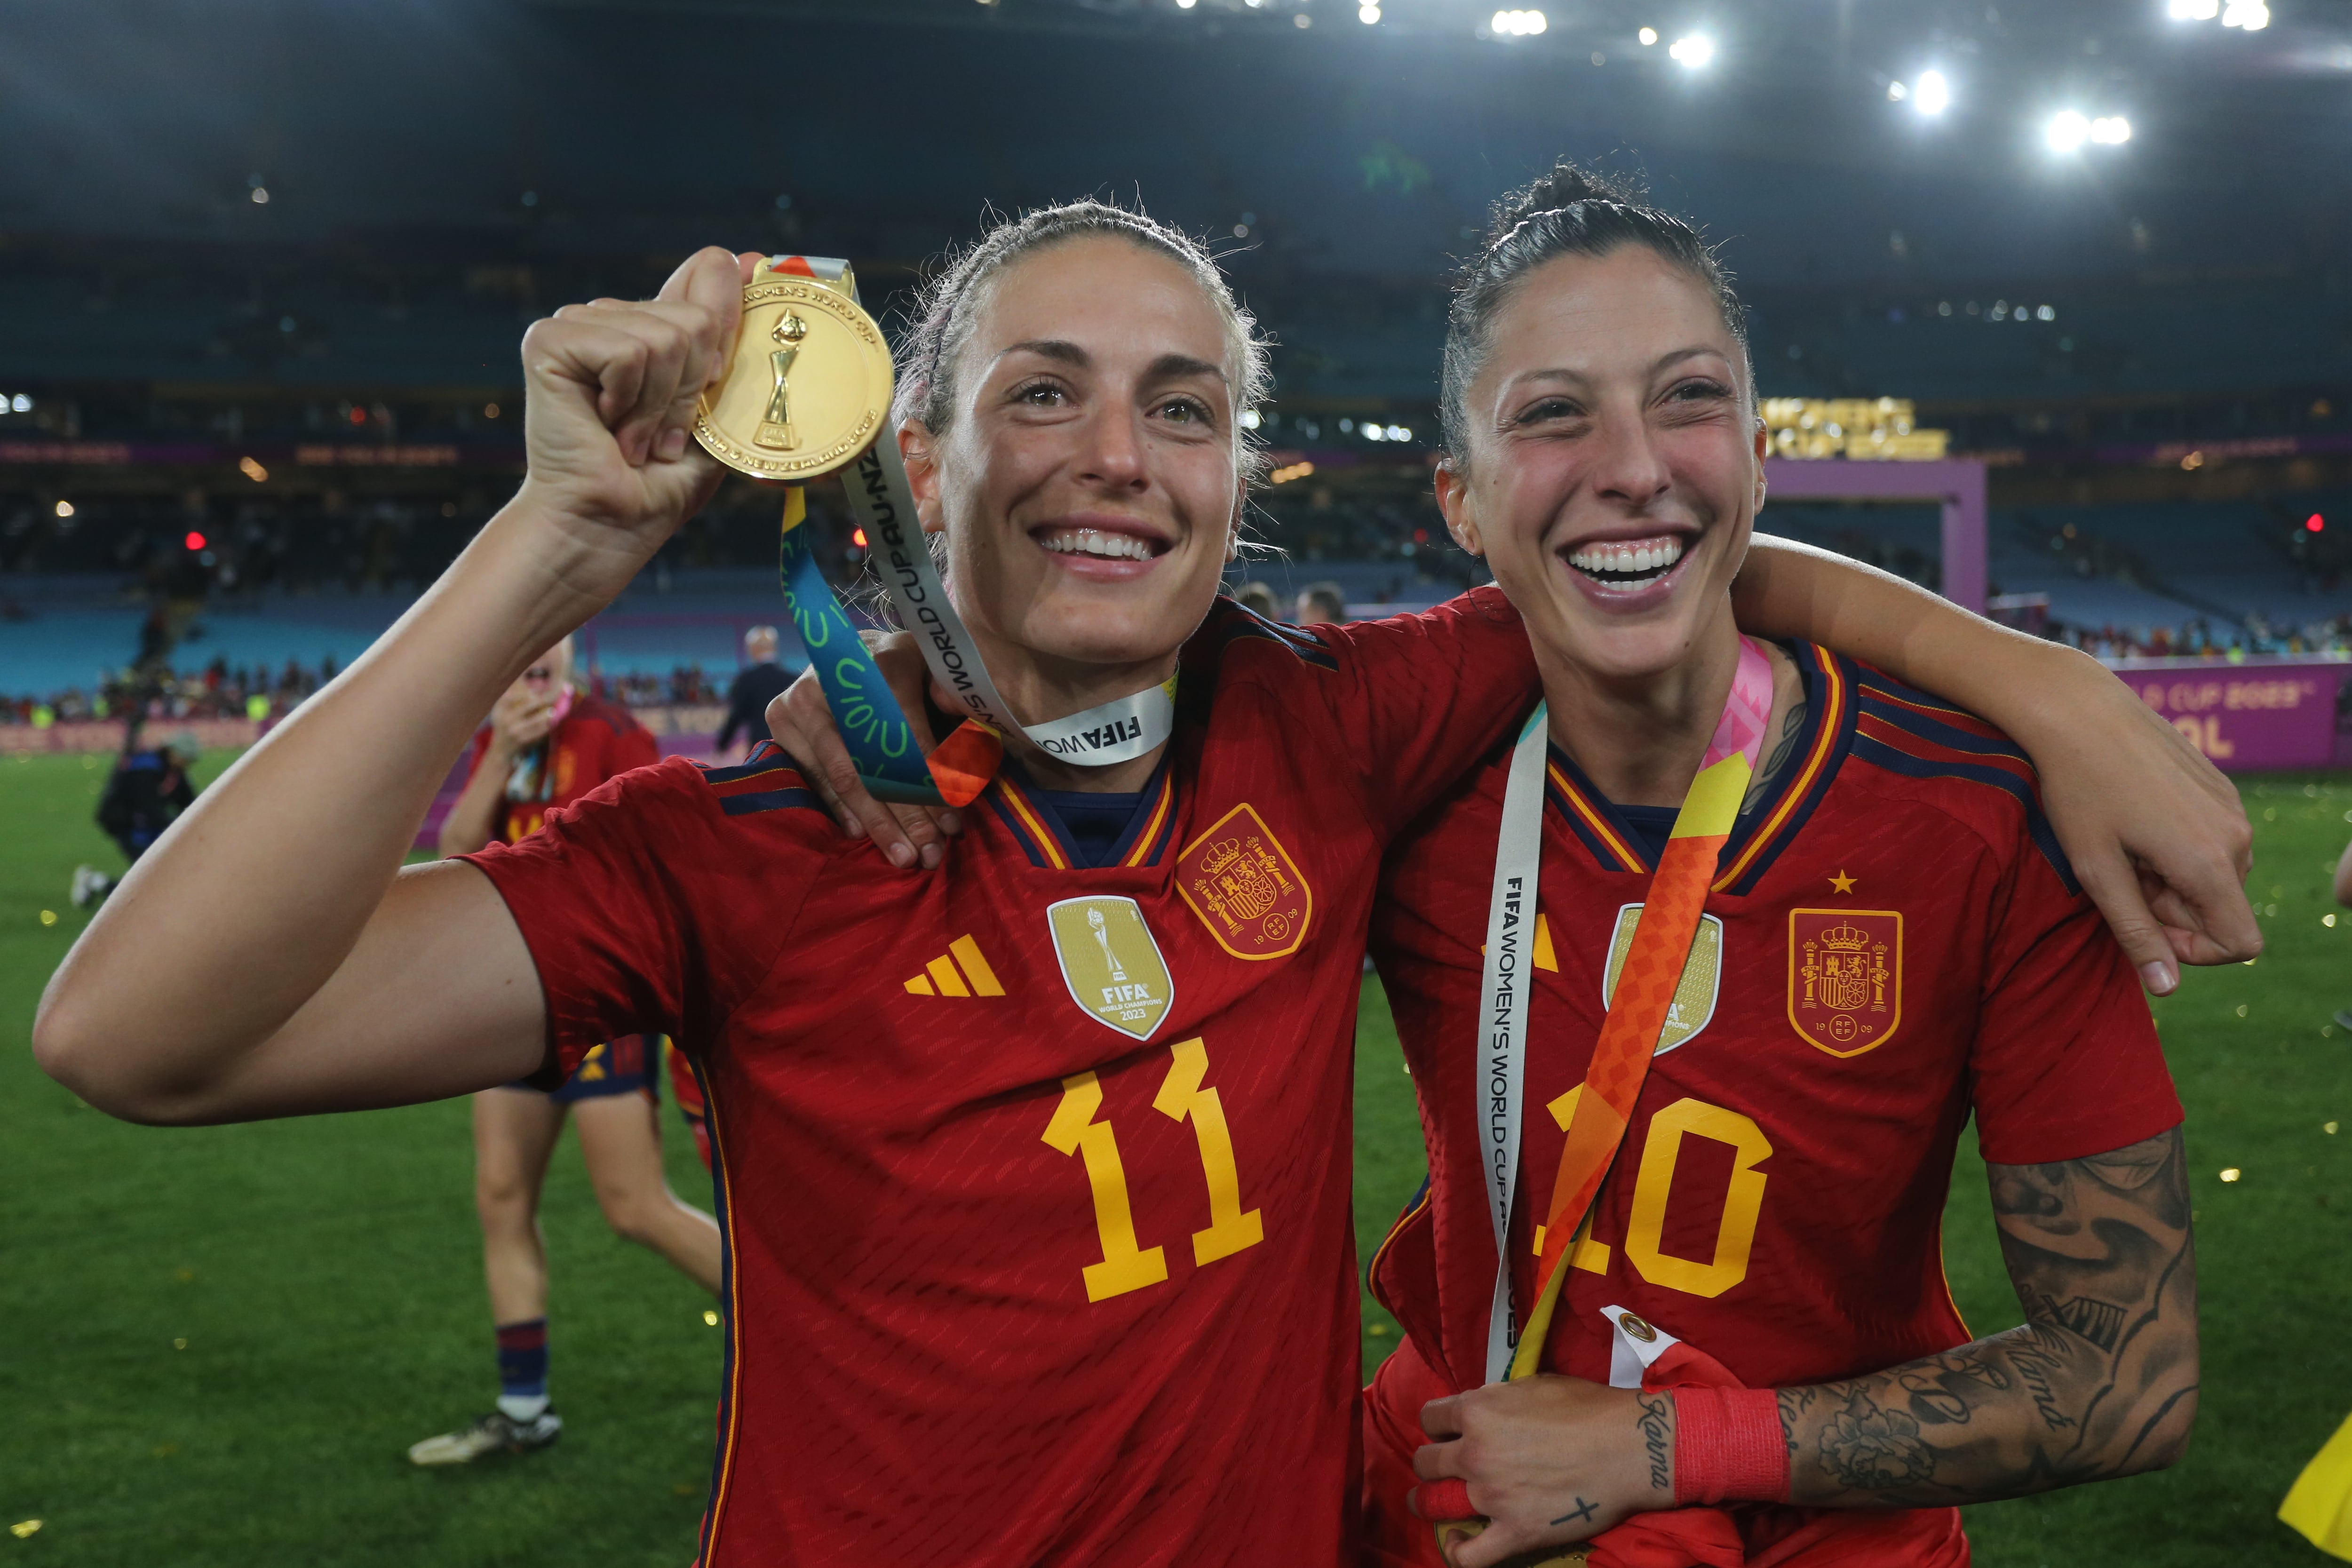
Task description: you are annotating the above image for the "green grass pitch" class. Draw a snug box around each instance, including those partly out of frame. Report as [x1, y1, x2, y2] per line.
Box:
[5, 750, 2351, 1564]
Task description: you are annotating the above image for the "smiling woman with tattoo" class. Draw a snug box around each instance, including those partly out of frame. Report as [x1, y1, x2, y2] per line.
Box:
[1355, 163, 2201, 1567]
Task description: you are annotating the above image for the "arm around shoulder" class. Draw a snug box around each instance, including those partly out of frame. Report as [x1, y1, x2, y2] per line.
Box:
[1733, 533, 2257, 990]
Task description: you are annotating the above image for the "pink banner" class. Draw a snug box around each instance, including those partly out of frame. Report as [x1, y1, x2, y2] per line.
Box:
[2110, 658, 2352, 772]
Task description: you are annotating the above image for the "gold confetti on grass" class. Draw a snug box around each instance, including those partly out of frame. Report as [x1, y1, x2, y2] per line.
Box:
[702, 1310, 719, 1327]
[2221, 1169, 2243, 1183]
[9, 1520, 40, 1538]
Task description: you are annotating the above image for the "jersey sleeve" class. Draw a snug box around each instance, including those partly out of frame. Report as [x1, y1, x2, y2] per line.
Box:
[1302, 587, 1540, 836]
[457, 754, 825, 1077]
[1968, 850, 2184, 1166]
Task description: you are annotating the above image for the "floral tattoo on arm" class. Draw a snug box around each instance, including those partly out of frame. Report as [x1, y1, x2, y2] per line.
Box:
[1775, 1127, 2198, 1508]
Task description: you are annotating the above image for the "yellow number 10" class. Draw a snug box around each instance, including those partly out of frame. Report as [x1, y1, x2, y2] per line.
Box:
[1537, 1089, 1773, 1301]
[1041, 1037, 1265, 1303]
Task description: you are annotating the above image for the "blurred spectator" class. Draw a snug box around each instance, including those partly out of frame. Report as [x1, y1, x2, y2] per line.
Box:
[715, 626, 792, 761]
[1295, 582, 1348, 625]
[1234, 581, 1279, 619]
[71, 728, 201, 908]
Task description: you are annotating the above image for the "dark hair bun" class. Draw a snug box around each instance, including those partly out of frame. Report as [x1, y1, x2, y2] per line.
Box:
[1492, 160, 1645, 239]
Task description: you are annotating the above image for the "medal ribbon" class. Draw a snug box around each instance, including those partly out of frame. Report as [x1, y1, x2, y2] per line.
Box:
[762, 255, 1180, 808]
[1480, 636, 1776, 1385]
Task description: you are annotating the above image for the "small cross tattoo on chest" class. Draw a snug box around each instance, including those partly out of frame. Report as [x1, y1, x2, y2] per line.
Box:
[1550, 1497, 1600, 1526]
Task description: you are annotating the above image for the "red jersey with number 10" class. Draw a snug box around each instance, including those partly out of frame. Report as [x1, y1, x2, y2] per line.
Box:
[1367, 643, 2181, 1398]
[460, 592, 1536, 1568]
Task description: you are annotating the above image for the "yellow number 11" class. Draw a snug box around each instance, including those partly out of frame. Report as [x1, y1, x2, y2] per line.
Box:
[1041, 1037, 1266, 1303]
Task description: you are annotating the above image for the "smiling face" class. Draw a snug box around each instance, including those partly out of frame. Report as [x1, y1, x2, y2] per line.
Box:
[1437, 245, 1766, 685]
[902, 235, 1246, 692]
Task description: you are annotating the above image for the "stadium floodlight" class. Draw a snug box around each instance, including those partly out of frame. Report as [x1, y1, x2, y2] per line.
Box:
[1669, 33, 1715, 67]
[2167, 0, 2220, 17]
[2045, 110, 2092, 152]
[1914, 70, 1950, 115]
[1638, 26, 1658, 44]
[1359, 2, 1381, 21]
[1176, 0, 1195, 8]
[11, 394, 29, 412]
[1491, 9, 1547, 36]
[2090, 115, 2131, 144]
[2222, 0, 2268, 27]
[1887, 80, 1907, 101]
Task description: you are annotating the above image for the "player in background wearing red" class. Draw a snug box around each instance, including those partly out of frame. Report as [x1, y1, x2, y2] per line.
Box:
[406, 632, 723, 1465]
[37, 201, 2247, 1566]
[1358, 164, 2206, 1567]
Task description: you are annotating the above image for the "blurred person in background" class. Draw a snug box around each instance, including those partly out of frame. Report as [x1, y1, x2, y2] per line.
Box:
[70, 723, 201, 909]
[409, 632, 722, 1467]
[1235, 580, 1280, 620]
[714, 623, 792, 761]
[1297, 581, 1348, 625]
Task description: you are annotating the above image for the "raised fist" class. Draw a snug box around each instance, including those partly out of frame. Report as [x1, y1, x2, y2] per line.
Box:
[513, 247, 761, 597]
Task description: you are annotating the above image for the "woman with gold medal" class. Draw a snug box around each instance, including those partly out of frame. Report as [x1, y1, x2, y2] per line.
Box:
[37, 198, 2245, 1567]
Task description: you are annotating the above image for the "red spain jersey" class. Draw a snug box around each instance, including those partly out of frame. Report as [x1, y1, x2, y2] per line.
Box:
[460, 592, 1535, 1568]
[1367, 642, 2182, 1399]
[463, 692, 657, 844]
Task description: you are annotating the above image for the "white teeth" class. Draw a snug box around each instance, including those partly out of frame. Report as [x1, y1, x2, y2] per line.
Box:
[1565, 536, 1687, 579]
[1040, 528, 1154, 562]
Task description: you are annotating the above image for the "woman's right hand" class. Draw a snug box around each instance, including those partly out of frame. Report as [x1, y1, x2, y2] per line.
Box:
[487, 683, 555, 757]
[509, 246, 759, 608]
[767, 631, 964, 869]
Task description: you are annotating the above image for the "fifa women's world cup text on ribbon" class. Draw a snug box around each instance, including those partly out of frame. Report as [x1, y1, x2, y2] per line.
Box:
[698, 253, 1178, 808]
[1435, 637, 1776, 1553]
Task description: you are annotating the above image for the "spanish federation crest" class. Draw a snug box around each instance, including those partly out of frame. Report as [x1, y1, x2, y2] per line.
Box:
[1176, 803, 1312, 960]
[1788, 908, 1903, 1057]
[1601, 904, 1724, 1056]
[1047, 896, 1174, 1042]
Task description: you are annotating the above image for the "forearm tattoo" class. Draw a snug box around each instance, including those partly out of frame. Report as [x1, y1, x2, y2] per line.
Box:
[1779, 1127, 2198, 1508]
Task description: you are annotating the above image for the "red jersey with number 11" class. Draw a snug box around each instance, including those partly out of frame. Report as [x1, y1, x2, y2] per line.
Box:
[461, 592, 1536, 1568]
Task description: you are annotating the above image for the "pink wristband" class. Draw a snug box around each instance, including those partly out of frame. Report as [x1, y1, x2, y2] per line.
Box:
[1669, 1386, 1789, 1505]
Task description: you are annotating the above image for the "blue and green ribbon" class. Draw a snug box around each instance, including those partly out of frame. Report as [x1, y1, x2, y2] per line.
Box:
[776, 488, 945, 805]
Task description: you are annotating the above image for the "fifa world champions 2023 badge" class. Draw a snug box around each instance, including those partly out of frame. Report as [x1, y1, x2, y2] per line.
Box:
[1175, 804, 1313, 960]
[1600, 905, 1725, 1056]
[1787, 908, 1903, 1057]
[1048, 898, 1175, 1042]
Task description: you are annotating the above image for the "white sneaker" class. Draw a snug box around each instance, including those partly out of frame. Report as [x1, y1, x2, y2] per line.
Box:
[406, 1408, 563, 1466]
[69, 865, 110, 909]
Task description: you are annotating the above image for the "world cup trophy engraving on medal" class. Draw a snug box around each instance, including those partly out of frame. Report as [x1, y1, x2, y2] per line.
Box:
[755, 312, 809, 451]
[694, 259, 894, 481]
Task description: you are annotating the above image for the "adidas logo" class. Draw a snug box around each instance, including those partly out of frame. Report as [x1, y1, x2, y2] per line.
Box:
[904, 935, 1007, 998]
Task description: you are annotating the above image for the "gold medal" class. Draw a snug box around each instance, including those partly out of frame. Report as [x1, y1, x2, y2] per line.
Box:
[694, 260, 894, 480]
